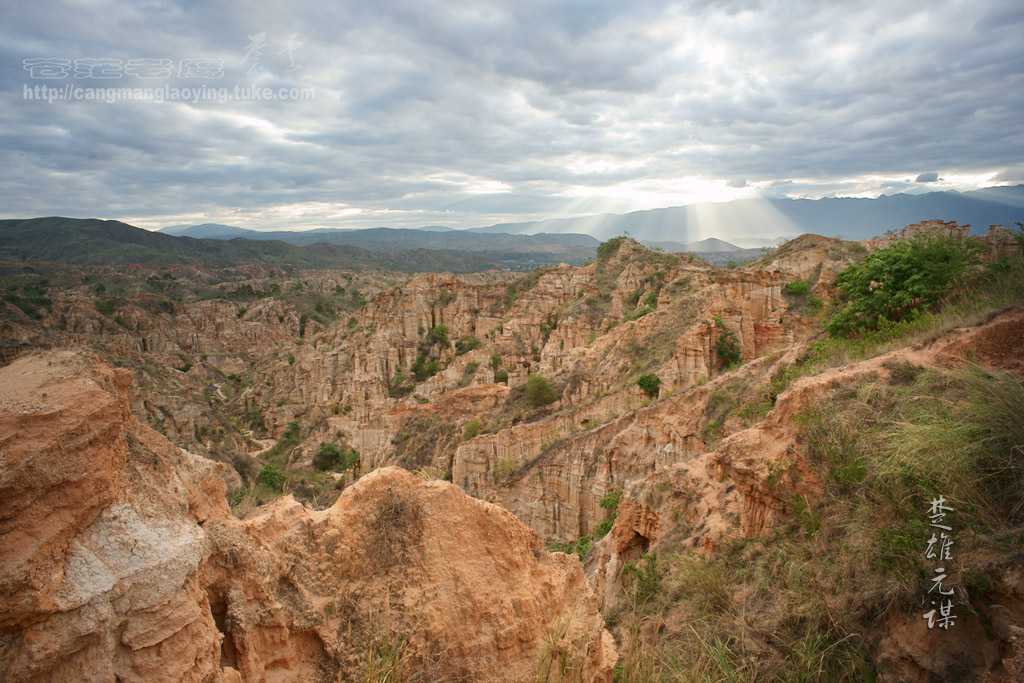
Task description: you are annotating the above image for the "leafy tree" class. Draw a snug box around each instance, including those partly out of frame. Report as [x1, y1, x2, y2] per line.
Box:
[313, 442, 360, 472]
[426, 324, 449, 347]
[713, 316, 741, 368]
[637, 374, 661, 398]
[525, 372, 557, 407]
[827, 234, 983, 336]
[257, 464, 286, 492]
[411, 355, 441, 381]
[454, 335, 480, 355]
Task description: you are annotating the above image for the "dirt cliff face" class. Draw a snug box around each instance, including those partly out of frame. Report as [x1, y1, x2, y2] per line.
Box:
[0, 350, 615, 682]
[242, 239, 849, 524]
[0, 263, 395, 474]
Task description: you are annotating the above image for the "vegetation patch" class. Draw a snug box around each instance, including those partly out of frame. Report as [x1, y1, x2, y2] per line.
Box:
[637, 374, 660, 399]
[526, 372, 558, 407]
[712, 316, 741, 369]
[827, 233, 984, 336]
[593, 488, 622, 537]
[313, 441, 360, 472]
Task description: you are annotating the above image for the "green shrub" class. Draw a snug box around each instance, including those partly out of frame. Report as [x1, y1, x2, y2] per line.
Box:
[463, 418, 482, 440]
[257, 464, 286, 492]
[411, 355, 441, 381]
[622, 552, 664, 605]
[454, 335, 480, 355]
[426, 324, 449, 347]
[388, 371, 413, 398]
[827, 234, 984, 336]
[547, 535, 594, 562]
[526, 373, 557, 407]
[623, 306, 652, 323]
[784, 279, 811, 295]
[713, 316, 741, 368]
[313, 442, 360, 472]
[637, 374, 660, 398]
[494, 369, 509, 384]
[596, 236, 626, 260]
[458, 361, 479, 387]
[594, 488, 623, 537]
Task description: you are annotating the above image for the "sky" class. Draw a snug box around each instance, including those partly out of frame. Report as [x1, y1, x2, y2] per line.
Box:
[2, 0, 1022, 232]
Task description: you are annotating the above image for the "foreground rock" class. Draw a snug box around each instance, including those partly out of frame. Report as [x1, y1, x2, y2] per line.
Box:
[0, 350, 615, 682]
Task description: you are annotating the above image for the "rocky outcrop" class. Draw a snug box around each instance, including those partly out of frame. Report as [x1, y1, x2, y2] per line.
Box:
[865, 220, 1023, 262]
[0, 350, 229, 682]
[0, 350, 615, 682]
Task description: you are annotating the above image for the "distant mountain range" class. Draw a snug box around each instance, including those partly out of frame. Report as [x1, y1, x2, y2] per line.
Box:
[158, 224, 601, 263]
[4, 186, 1021, 270]
[462, 186, 1024, 242]
[164, 186, 1024, 247]
[158, 223, 758, 262]
[0, 218, 503, 271]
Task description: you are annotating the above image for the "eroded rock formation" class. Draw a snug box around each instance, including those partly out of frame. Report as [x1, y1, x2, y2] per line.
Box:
[0, 351, 615, 682]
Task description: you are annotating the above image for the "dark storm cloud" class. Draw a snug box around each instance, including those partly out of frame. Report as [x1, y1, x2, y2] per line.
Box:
[1, 0, 1022, 231]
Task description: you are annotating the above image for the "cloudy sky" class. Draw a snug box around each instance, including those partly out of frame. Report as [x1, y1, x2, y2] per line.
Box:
[2, 0, 1022, 232]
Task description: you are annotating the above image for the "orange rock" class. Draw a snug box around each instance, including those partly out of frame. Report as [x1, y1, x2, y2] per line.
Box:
[0, 350, 615, 682]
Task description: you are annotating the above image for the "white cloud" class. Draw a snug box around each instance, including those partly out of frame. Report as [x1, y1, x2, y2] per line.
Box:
[1, 0, 1021, 230]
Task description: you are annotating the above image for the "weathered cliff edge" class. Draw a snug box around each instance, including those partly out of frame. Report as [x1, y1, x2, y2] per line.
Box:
[589, 307, 1024, 682]
[0, 350, 615, 682]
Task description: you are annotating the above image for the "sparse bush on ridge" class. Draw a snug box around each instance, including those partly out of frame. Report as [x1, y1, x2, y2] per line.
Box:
[596, 236, 626, 260]
[525, 372, 557, 407]
[454, 335, 480, 355]
[426, 324, 449, 347]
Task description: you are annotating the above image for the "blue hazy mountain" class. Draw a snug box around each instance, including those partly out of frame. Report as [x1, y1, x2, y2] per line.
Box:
[160, 186, 1023, 251]
[467, 186, 1024, 242]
